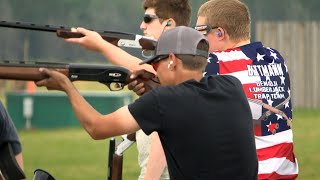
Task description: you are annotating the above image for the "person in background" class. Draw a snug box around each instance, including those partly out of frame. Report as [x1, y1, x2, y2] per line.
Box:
[195, 0, 298, 179]
[62, 0, 191, 179]
[36, 26, 258, 180]
[0, 100, 24, 172]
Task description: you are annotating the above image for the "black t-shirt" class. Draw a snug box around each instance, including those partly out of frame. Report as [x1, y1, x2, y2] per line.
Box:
[128, 75, 258, 180]
[0, 101, 22, 155]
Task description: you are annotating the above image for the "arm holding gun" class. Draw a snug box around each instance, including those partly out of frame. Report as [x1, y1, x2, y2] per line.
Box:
[35, 68, 140, 139]
[0, 20, 157, 73]
[127, 69, 160, 96]
[65, 28, 156, 73]
[0, 61, 131, 91]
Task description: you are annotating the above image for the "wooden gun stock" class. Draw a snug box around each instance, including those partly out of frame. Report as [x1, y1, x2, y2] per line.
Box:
[127, 133, 136, 142]
[107, 134, 136, 180]
[108, 138, 116, 180]
[0, 61, 131, 91]
[111, 154, 123, 180]
[0, 64, 68, 81]
[0, 20, 156, 50]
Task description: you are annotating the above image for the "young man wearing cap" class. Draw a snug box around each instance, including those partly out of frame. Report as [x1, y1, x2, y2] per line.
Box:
[195, 0, 298, 179]
[35, 26, 258, 179]
[63, 1, 191, 179]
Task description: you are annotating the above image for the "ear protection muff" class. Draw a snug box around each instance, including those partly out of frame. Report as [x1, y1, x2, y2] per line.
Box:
[168, 60, 173, 69]
[217, 31, 222, 37]
[166, 21, 172, 27]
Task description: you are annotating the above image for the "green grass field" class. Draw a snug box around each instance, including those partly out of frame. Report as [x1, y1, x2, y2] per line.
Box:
[17, 108, 319, 179]
[291, 109, 320, 179]
[19, 128, 140, 179]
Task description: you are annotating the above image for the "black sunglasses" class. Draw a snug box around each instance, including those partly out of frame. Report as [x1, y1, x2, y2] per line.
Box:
[151, 55, 169, 71]
[152, 55, 169, 64]
[194, 25, 218, 35]
[143, 14, 160, 23]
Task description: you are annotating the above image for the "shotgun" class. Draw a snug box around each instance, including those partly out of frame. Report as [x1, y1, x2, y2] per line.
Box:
[248, 96, 292, 129]
[0, 61, 131, 91]
[108, 133, 136, 180]
[107, 138, 116, 180]
[0, 20, 156, 50]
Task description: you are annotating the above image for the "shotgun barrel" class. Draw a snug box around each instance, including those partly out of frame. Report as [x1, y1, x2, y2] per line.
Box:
[0, 20, 156, 50]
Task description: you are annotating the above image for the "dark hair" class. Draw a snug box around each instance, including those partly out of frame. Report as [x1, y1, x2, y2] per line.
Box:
[143, 0, 191, 26]
[176, 40, 209, 71]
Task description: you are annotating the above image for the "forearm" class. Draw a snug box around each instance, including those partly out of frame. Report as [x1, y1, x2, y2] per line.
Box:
[144, 132, 167, 180]
[15, 153, 24, 171]
[64, 28, 155, 73]
[63, 83, 139, 139]
[64, 83, 103, 139]
[98, 41, 155, 73]
[36, 68, 140, 139]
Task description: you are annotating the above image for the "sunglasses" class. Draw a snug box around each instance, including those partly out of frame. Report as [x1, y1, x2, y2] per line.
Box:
[194, 25, 218, 35]
[151, 55, 169, 71]
[143, 14, 160, 23]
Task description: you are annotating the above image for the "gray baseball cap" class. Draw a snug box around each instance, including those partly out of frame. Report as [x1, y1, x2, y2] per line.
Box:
[140, 26, 209, 65]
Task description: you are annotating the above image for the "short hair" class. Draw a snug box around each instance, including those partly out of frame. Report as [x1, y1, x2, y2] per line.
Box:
[143, 0, 191, 26]
[198, 0, 251, 41]
[176, 40, 209, 71]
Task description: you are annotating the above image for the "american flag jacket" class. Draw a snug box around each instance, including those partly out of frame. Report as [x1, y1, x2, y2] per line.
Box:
[205, 42, 298, 179]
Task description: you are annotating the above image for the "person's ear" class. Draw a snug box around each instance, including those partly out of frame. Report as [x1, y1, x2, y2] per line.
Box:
[216, 31, 222, 37]
[216, 27, 224, 38]
[167, 53, 178, 70]
[164, 18, 175, 29]
[167, 60, 173, 69]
